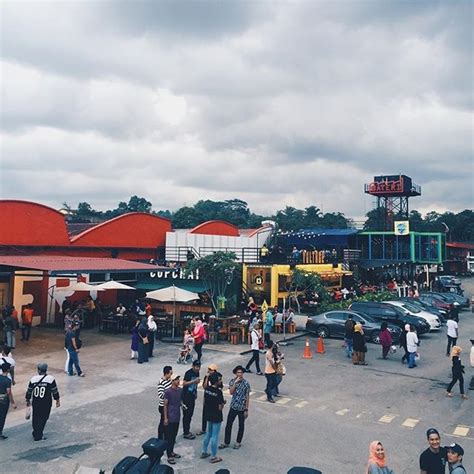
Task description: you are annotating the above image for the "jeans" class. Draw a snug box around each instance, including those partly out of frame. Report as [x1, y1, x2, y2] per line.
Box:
[264, 332, 271, 347]
[5, 331, 15, 349]
[21, 324, 32, 341]
[64, 348, 70, 373]
[344, 338, 353, 357]
[447, 336, 457, 356]
[245, 350, 261, 373]
[224, 408, 245, 445]
[32, 403, 51, 440]
[182, 396, 195, 435]
[165, 421, 179, 457]
[202, 421, 222, 457]
[68, 349, 83, 375]
[0, 399, 10, 435]
[158, 406, 165, 440]
[274, 374, 282, 396]
[408, 351, 416, 368]
[265, 373, 277, 400]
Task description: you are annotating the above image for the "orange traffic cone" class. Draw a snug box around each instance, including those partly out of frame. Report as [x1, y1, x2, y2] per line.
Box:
[316, 336, 325, 354]
[303, 337, 313, 359]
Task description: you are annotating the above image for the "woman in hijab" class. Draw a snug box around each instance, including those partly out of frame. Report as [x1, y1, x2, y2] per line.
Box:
[399, 324, 410, 364]
[446, 346, 468, 399]
[366, 441, 394, 473]
[379, 322, 393, 360]
[352, 323, 368, 365]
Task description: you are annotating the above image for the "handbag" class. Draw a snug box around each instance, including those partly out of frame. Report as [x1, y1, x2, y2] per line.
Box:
[258, 338, 264, 350]
[276, 362, 286, 376]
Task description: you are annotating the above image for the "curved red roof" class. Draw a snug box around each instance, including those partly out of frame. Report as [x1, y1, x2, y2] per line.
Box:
[189, 220, 240, 236]
[71, 212, 171, 248]
[0, 200, 70, 246]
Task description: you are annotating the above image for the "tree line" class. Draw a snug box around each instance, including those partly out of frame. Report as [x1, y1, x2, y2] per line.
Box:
[62, 196, 474, 241]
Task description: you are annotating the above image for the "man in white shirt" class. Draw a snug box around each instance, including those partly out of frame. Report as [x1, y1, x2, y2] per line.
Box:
[1, 346, 15, 385]
[245, 324, 263, 375]
[406, 325, 419, 369]
[446, 317, 459, 356]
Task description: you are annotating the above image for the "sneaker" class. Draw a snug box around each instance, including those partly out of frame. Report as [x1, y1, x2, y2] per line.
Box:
[245, 369, 252, 373]
[0, 435, 8, 440]
[267, 398, 275, 403]
[200, 452, 211, 459]
[256, 372, 263, 376]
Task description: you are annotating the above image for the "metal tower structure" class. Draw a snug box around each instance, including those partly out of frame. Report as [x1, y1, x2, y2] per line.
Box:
[364, 174, 421, 231]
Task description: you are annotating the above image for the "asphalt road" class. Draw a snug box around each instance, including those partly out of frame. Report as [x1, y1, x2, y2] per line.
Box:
[1, 280, 473, 474]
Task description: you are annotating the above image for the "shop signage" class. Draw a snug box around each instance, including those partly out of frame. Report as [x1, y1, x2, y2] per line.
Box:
[149, 268, 199, 280]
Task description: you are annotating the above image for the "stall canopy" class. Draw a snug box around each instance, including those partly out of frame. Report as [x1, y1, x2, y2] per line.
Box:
[0, 255, 165, 275]
[134, 280, 208, 293]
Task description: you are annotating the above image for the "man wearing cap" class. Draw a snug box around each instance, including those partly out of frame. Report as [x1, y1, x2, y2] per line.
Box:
[25, 363, 60, 441]
[420, 428, 447, 474]
[163, 374, 183, 465]
[181, 360, 201, 440]
[220, 365, 251, 450]
[447, 443, 466, 473]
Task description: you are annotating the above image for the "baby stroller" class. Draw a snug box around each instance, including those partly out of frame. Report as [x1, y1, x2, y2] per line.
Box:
[177, 335, 194, 364]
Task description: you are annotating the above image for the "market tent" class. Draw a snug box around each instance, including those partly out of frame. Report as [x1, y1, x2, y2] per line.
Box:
[95, 281, 136, 290]
[146, 285, 199, 339]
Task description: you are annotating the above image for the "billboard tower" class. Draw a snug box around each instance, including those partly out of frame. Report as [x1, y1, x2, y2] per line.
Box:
[364, 174, 421, 231]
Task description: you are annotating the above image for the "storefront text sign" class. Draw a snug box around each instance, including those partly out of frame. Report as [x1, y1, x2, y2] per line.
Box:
[149, 269, 199, 280]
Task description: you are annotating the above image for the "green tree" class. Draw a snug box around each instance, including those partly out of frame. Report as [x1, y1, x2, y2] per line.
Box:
[185, 251, 237, 316]
[285, 268, 330, 313]
[173, 206, 203, 228]
[127, 195, 152, 213]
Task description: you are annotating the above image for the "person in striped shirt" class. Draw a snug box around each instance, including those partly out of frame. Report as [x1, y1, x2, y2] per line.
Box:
[157, 366, 173, 439]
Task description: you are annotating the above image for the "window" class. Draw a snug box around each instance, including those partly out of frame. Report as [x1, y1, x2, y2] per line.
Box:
[327, 312, 345, 321]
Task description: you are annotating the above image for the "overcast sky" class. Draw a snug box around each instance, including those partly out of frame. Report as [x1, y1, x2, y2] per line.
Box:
[1, 1, 472, 220]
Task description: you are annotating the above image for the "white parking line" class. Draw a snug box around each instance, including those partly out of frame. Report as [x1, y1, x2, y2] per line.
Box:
[276, 397, 291, 405]
[295, 401, 308, 408]
[379, 414, 397, 423]
[402, 418, 419, 428]
[453, 426, 470, 437]
[336, 409, 350, 416]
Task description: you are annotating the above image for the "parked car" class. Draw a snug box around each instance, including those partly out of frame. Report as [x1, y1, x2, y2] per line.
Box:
[306, 310, 402, 344]
[349, 301, 431, 335]
[384, 300, 441, 330]
[418, 293, 455, 315]
[429, 291, 470, 309]
[397, 297, 447, 324]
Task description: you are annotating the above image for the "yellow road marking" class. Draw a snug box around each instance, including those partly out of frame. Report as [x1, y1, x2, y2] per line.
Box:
[379, 415, 397, 423]
[453, 426, 470, 437]
[402, 418, 419, 428]
[276, 397, 291, 405]
[336, 409, 349, 416]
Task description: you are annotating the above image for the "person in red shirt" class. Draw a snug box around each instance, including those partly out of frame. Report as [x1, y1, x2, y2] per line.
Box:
[21, 305, 34, 341]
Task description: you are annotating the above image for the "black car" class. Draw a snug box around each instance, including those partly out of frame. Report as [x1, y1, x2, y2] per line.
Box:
[306, 310, 402, 344]
[428, 291, 470, 309]
[349, 301, 431, 334]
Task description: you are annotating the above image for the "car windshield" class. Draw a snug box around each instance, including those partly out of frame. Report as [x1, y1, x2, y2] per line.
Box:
[402, 303, 420, 313]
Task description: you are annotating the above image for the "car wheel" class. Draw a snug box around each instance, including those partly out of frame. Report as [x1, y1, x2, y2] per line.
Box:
[316, 325, 330, 338]
[371, 331, 380, 344]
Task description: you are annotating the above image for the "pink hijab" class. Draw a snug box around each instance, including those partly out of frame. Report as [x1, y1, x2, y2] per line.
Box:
[367, 440, 386, 473]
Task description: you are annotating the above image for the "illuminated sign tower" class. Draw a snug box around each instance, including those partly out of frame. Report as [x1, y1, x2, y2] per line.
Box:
[364, 174, 421, 231]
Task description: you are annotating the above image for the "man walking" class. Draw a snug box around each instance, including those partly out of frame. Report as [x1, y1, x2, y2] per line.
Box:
[65, 323, 84, 377]
[263, 310, 274, 348]
[182, 360, 201, 439]
[164, 374, 183, 465]
[406, 325, 419, 369]
[245, 324, 263, 375]
[157, 365, 172, 440]
[1, 346, 15, 386]
[446, 316, 458, 356]
[344, 314, 355, 358]
[419, 428, 447, 474]
[220, 365, 250, 450]
[3, 309, 17, 349]
[21, 304, 34, 341]
[25, 363, 60, 441]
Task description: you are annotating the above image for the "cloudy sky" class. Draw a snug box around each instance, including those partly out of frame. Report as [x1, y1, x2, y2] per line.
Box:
[1, 1, 472, 219]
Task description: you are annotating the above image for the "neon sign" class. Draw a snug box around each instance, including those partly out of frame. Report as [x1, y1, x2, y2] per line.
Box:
[367, 176, 404, 194]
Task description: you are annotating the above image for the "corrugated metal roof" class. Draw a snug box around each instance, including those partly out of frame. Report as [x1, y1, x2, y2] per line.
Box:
[0, 255, 166, 274]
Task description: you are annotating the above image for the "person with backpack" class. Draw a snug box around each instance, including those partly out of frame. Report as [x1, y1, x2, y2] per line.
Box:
[245, 323, 263, 375]
[25, 362, 60, 441]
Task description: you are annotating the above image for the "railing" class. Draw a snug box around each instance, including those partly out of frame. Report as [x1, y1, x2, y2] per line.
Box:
[165, 246, 262, 263]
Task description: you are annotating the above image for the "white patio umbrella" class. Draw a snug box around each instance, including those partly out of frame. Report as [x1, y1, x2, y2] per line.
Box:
[146, 285, 199, 339]
[57, 281, 105, 292]
[95, 281, 136, 290]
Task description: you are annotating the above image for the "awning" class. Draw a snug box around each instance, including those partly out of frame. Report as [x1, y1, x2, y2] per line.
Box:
[134, 280, 208, 293]
[0, 255, 167, 275]
[358, 259, 412, 269]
